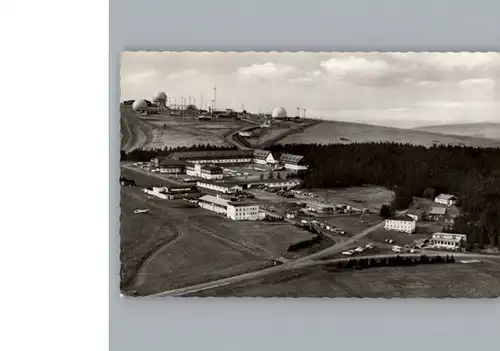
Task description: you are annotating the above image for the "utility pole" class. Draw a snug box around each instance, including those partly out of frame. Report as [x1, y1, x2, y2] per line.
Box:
[200, 93, 203, 110]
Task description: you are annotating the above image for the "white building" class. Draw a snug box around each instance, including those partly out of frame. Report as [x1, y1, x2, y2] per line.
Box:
[247, 179, 301, 189]
[198, 195, 259, 220]
[384, 215, 416, 234]
[239, 131, 253, 137]
[143, 185, 197, 200]
[253, 149, 276, 165]
[279, 153, 308, 171]
[196, 180, 244, 194]
[186, 163, 223, 180]
[143, 187, 169, 199]
[430, 232, 467, 250]
[405, 209, 424, 222]
[434, 193, 457, 207]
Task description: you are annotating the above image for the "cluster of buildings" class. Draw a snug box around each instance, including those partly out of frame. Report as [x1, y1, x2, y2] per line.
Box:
[151, 149, 308, 173]
[384, 192, 459, 234]
[144, 149, 308, 221]
[382, 192, 467, 251]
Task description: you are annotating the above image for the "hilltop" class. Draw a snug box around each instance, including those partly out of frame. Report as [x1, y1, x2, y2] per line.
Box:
[278, 120, 500, 148]
[413, 123, 500, 140]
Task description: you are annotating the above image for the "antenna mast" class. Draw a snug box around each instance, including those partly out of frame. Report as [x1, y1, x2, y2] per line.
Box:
[213, 85, 217, 112]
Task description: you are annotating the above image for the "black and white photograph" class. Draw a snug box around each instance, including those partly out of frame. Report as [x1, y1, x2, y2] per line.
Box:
[120, 51, 500, 298]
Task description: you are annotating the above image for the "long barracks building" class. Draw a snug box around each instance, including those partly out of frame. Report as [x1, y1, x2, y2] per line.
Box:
[169, 150, 254, 165]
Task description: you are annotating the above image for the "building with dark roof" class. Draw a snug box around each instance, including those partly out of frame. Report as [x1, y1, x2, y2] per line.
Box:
[150, 157, 187, 174]
[186, 163, 224, 180]
[434, 193, 457, 206]
[428, 206, 447, 221]
[169, 150, 253, 164]
[279, 153, 308, 171]
[253, 149, 276, 165]
[384, 214, 416, 233]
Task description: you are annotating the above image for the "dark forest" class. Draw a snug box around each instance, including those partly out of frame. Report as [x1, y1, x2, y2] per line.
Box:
[270, 142, 500, 248]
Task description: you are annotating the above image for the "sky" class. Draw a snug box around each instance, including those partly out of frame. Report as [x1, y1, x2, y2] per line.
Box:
[121, 52, 500, 129]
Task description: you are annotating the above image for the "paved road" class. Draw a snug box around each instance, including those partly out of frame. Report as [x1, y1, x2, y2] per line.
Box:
[121, 164, 186, 186]
[225, 125, 256, 150]
[149, 221, 385, 297]
[134, 228, 184, 287]
[225, 119, 321, 150]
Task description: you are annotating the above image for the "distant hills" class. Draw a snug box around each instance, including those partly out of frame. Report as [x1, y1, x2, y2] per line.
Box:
[278, 120, 500, 148]
[413, 123, 500, 140]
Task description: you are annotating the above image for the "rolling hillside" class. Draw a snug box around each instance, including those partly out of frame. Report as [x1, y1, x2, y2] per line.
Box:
[413, 123, 500, 140]
[278, 120, 500, 148]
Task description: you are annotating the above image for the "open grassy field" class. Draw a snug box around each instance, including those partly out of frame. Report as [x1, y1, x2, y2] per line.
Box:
[278, 120, 500, 148]
[120, 105, 254, 151]
[308, 186, 394, 211]
[121, 113, 153, 151]
[414, 123, 500, 140]
[249, 186, 390, 223]
[248, 188, 330, 216]
[120, 188, 181, 292]
[145, 117, 252, 149]
[120, 186, 269, 296]
[194, 215, 326, 258]
[323, 214, 382, 236]
[190, 262, 500, 298]
[366, 227, 431, 247]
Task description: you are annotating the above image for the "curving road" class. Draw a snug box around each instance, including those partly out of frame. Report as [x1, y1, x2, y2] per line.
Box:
[134, 228, 184, 287]
[149, 218, 500, 297]
[149, 221, 386, 297]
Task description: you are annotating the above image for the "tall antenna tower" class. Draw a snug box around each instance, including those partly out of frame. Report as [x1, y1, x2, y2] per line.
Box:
[213, 85, 217, 112]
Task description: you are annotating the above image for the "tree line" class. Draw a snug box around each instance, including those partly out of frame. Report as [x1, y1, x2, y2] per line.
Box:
[270, 142, 500, 248]
[325, 254, 456, 271]
[121, 143, 237, 162]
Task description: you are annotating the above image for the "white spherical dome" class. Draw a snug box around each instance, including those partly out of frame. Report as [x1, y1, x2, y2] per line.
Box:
[132, 99, 148, 111]
[153, 91, 167, 101]
[271, 107, 287, 118]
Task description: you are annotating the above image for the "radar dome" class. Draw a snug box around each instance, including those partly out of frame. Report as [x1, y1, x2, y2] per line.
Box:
[153, 91, 167, 101]
[271, 107, 287, 118]
[132, 99, 148, 111]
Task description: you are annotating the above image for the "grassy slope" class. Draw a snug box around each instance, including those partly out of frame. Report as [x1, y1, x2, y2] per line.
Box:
[413, 123, 500, 140]
[278, 120, 500, 148]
